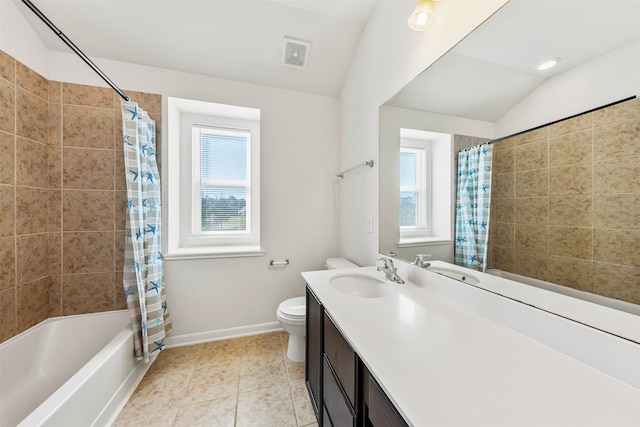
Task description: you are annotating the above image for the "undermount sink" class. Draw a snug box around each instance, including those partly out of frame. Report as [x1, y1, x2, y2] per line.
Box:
[329, 273, 391, 298]
[429, 267, 480, 285]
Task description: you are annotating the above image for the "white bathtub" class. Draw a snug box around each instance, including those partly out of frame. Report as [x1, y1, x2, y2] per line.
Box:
[0, 310, 153, 427]
[486, 269, 640, 316]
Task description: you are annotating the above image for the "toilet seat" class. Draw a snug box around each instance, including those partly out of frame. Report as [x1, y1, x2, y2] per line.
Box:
[278, 297, 305, 319]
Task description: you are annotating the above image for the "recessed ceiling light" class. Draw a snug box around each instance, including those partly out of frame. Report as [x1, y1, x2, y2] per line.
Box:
[536, 57, 561, 71]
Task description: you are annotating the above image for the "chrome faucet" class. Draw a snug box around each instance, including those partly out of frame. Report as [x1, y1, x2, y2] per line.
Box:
[377, 257, 404, 284]
[414, 254, 431, 269]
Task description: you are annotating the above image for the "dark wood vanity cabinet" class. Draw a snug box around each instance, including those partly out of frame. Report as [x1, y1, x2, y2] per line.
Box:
[306, 284, 408, 427]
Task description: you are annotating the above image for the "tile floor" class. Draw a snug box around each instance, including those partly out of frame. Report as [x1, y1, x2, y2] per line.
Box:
[113, 331, 318, 426]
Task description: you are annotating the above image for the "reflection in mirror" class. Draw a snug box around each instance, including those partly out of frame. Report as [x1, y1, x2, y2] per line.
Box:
[379, 0, 639, 312]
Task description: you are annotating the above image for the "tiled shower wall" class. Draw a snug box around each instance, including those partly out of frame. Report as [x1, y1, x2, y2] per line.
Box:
[0, 50, 161, 343]
[487, 97, 640, 305]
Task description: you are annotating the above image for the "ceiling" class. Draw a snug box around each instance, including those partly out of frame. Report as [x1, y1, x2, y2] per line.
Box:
[15, 0, 383, 97]
[386, 0, 640, 122]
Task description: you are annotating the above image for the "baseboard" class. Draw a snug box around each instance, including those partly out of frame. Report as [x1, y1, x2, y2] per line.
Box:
[164, 321, 283, 348]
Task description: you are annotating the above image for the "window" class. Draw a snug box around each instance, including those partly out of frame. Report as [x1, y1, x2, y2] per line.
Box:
[400, 141, 432, 239]
[166, 97, 262, 259]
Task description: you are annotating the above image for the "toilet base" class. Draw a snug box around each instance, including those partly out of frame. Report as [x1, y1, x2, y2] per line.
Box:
[286, 331, 305, 362]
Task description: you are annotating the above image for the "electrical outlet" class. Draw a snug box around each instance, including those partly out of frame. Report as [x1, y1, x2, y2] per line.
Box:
[366, 216, 373, 233]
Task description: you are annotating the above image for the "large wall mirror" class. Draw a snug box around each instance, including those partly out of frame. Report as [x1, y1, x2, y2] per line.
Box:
[380, 0, 639, 316]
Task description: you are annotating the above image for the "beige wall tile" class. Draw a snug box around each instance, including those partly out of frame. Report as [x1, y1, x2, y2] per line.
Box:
[0, 50, 16, 83]
[48, 145, 62, 189]
[48, 81, 61, 103]
[594, 118, 640, 159]
[16, 186, 48, 234]
[515, 139, 548, 171]
[124, 91, 162, 114]
[0, 236, 15, 291]
[48, 102, 61, 146]
[515, 197, 548, 225]
[115, 190, 128, 231]
[549, 226, 592, 259]
[514, 250, 548, 281]
[63, 105, 114, 149]
[549, 112, 593, 137]
[63, 83, 114, 108]
[492, 173, 514, 198]
[0, 184, 15, 237]
[63, 147, 114, 190]
[492, 144, 514, 173]
[593, 194, 640, 229]
[491, 222, 514, 249]
[549, 129, 592, 167]
[593, 263, 640, 305]
[63, 189, 115, 231]
[0, 131, 14, 185]
[16, 88, 47, 142]
[47, 189, 61, 233]
[16, 63, 48, 100]
[48, 275, 62, 317]
[594, 97, 640, 124]
[549, 163, 592, 196]
[593, 156, 639, 194]
[515, 224, 548, 253]
[549, 195, 592, 227]
[16, 233, 48, 284]
[515, 169, 548, 197]
[62, 272, 115, 315]
[513, 127, 547, 145]
[48, 232, 61, 276]
[548, 256, 593, 292]
[0, 79, 15, 134]
[0, 288, 17, 343]
[62, 231, 114, 273]
[16, 137, 48, 188]
[593, 229, 640, 267]
[114, 271, 127, 310]
[490, 197, 514, 223]
[115, 151, 127, 190]
[114, 230, 125, 271]
[17, 277, 48, 332]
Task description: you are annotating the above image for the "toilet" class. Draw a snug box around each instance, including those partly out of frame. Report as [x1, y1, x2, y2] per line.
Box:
[277, 257, 358, 362]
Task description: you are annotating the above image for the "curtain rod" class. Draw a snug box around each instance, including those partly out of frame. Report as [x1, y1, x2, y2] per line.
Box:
[336, 160, 374, 179]
[487, 95, 637, 145]
[21, 0, 131, 102]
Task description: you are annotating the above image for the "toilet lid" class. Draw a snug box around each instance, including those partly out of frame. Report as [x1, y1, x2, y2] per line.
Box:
[279, 297, 306, 318]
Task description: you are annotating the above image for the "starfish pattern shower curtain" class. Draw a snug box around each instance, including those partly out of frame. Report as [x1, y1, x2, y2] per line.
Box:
[454, 144, 493, 272]
[121, 100, 172, 362]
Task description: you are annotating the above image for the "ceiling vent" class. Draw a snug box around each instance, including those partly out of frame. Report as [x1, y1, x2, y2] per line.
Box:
[282, 37, 311, 69]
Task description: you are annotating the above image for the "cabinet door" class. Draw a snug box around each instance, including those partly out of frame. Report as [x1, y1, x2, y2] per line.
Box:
[306, 286, 323, 422]
[367, 375, 408, 427]
[324, 357, 356, 427]
[324, 312, 357, 408]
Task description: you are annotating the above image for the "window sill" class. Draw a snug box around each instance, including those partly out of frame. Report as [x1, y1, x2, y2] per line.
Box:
[397, 237, 452, 248]
[164, 245, 265, 260]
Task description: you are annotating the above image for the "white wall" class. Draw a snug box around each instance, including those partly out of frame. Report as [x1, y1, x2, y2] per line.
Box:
[338, 0, 508, 267]
[496, 39, 640, 136]
[4, 2, 340, 339]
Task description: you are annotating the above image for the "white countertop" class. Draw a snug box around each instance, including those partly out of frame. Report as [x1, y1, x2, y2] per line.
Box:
[302, 264, 640, 427]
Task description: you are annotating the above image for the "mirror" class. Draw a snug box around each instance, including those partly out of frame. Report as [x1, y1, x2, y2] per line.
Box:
[380, 0, 640, 308]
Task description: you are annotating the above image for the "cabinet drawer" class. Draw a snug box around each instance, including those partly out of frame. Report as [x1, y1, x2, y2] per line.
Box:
[323, 357, 356, 427]
[368, 375, 408, 427]
[323, 311, 357, 407]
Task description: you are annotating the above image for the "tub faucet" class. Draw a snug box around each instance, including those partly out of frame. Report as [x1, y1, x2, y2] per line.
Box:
[377, 257, 404, 284]
[414, 254, 431, 269]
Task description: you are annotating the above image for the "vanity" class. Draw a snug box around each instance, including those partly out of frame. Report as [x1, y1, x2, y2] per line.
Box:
[302, 263, 640, 427]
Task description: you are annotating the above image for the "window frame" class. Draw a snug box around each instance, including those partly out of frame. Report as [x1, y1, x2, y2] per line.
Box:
[166, 97, 262, 259]
[399, 138, 432, 240]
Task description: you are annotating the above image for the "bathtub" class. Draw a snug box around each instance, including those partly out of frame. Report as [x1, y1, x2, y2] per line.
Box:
[486, 269, 640, 316]
[0, 310, 153, 427]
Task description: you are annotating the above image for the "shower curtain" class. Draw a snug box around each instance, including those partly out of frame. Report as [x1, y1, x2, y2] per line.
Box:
[121, 100, 171, 362]
[455, 144, 493, 272]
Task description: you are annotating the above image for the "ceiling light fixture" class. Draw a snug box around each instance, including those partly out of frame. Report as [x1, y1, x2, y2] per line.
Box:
[536, 57, 561, 71]
[408, 0, 436, 31]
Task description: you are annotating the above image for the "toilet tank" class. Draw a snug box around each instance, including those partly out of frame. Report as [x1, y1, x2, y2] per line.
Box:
[325, 257, 358, 270]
